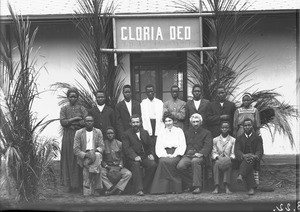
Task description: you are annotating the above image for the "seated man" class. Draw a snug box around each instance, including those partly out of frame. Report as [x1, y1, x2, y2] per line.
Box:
[177, 113, 213, 194]
[73, 115, 104, 196]
[211, 121, 235, 194]
[234, 118, 264, 195]
[122, 114, 157, 196]
[101, 127, 132, 196]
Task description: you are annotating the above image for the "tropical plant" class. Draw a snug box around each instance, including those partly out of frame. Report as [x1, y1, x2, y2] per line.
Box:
[176, 0, 259, 100]
[52, 0, 125, 109]
[175, 0, 298, 146]
[0, 5, 59, 202]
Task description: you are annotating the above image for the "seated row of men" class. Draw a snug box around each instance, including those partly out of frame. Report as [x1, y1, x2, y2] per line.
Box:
[73, 112, 263, 196]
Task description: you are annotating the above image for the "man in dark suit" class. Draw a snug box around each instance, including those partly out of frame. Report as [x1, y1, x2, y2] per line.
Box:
[234, 118, 264, 195]
[115, 85, 141, 140]
[177, 113, 213, 194]
[88, 90, 116, 137]
[122, 114, 157, 196]
[207, 86, 236, 138]
[185, 84, 210, 130]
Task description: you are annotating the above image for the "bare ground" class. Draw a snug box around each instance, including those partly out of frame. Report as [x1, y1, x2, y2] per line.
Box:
[0, 155, 298, 211]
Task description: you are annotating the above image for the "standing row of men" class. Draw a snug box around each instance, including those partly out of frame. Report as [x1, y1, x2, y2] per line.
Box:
[89, 83, 237, 140]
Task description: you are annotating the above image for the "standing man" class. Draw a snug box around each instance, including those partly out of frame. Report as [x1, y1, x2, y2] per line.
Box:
[101, 127, 132, 196]
[122, 114, 157, 196]
[163, 85, 186, 130]
[73, 115, 104, 196]
[185, 84, 210, 130]
[89, 90, 116, 137]
[115, 85, 141, 140]
[207, 86, 236, 138]
[177, 113, 213, 194]
[234, 118, 264, 195]
[141, 84, 164, 138]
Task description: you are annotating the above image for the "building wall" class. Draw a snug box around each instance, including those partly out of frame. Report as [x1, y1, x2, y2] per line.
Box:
[3, 13, 299, 154]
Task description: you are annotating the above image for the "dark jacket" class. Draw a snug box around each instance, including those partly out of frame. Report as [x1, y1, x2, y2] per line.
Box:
[184, 126, 213, 158]
[122, 128, 155, 161]
[184, 99, 210, 130]
[234, 133, 264, 171]
[88, 105, 116, 135]
[206, 100, 236, 138]
[115, 100, 141, 139]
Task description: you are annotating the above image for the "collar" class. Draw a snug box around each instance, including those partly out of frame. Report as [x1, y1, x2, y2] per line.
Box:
[244, 133, 252, 138]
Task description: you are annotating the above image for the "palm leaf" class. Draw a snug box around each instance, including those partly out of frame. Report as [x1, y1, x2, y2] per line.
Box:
[53, 0, 124, 109]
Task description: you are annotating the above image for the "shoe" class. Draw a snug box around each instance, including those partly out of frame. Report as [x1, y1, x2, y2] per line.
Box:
[136, 190, 145, 196]
[247, 188, 255, 195]
[192, 187, 202, 194]
[115, 189, 123, 195]
[105, 186, 117, 196]
[183, 187, 192, 193]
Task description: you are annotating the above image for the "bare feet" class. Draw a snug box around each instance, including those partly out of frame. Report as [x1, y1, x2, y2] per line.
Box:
[225, 188, 232, 194]
[212, 186, 219, 194]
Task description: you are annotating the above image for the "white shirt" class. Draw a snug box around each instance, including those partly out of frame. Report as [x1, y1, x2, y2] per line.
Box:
[148, 99, 156, 119]
[86, 131, 94, 150]
[97, 104, 105, 112]
[222, 135, 228, 143]
[155, 126, 186, 158]
[125, 100, 132, 116]
[193, 100, 201, 110]
[220, 102, 224, 107]
[136, 131, 141, 140]
[245, 133, 252, 138]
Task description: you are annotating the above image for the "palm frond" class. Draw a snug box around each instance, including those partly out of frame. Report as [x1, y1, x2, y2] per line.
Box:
[251, 90, 298, 147]
[53, 0, 125, 109]
[0, 5, 58, 202]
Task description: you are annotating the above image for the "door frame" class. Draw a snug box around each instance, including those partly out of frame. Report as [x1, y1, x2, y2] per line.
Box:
[130, 52, 187, 102]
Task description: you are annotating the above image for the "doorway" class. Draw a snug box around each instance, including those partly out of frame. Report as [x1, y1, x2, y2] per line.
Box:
[131, 52, 187, 102]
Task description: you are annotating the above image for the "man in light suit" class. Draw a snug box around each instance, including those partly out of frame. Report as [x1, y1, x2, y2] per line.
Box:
[184, 84, 210, 131]
[73, 115, 105, 196]
[211, 121, 235, 194]
[140, 84, 164, 139]
[122, 114, 157, 196]
[115, 85, 141, 140]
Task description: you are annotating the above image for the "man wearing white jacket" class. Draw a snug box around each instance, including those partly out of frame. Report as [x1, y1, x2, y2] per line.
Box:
[140, 84, 164, 139]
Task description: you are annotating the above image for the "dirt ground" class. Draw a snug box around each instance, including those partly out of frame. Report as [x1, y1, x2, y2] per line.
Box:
[0, 155, 298, 211]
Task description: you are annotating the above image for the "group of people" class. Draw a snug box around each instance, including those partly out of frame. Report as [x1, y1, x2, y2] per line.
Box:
[59, 84, 263, 197]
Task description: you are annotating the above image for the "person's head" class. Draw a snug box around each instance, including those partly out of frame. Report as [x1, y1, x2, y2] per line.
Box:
[220, 121, 230, 137]
[243, 118, 253, 135]
[216, 86, 227, 102]
[67, 88, 79, 105]
[192, 84, 202, 101]
[106, 127, 115, 141]
[123, 84, 132, 102]
[162, 112, 175, 129]
[85, 115, 94, 131]
[95, 90, 106, 106]
[170, 85, 180, 100]
[242, 93, 252, 108]
[130, 114, 142, 132]
[190, 113, 203, 129]
[145, 84, 155, 101]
